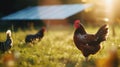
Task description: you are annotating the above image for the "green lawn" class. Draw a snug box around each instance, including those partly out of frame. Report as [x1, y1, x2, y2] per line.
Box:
[0, 26, 119, 67]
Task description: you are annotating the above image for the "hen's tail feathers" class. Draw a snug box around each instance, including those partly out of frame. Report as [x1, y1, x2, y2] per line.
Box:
[95, 24, 109, 42]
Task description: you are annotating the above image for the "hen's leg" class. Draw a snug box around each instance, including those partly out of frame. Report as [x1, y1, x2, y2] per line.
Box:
[85, 57, 88, 62]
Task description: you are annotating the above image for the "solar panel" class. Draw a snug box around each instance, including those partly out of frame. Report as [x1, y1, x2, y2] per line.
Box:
[1, 4, 92, 20]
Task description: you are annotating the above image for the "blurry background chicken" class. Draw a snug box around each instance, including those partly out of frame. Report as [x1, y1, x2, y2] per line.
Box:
[0, 30, 13, 53]
[73, 20, 109, 61]
[25, 27, 46, 43]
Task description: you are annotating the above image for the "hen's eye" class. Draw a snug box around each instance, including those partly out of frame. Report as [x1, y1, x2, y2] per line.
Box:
[84, 36, 87, 38]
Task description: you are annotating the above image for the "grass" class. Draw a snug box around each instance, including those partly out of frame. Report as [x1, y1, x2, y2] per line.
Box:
[0, 26, 120, 67]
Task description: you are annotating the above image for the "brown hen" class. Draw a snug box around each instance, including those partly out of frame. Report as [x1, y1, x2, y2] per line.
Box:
[73, 20, 109, 61]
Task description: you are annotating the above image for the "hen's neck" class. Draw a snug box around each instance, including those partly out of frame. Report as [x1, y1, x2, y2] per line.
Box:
[74, 27, 86, 35]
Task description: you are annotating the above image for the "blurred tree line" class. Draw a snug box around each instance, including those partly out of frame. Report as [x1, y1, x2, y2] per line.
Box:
[0, 0, 38, 17]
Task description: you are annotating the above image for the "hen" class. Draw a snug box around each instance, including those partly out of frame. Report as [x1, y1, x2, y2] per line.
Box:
[73, 20, 109, 61]
[25, 27, 46, 43]
[0, 30, 13, 53]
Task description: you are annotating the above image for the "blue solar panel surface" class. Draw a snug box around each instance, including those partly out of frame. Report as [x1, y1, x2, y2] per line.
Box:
[1, 4, 91, 20]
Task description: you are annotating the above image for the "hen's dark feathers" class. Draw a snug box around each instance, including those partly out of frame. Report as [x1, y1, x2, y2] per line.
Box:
[74, 22, 109, 58]
[95, 24, 109, 42]
[25, 27, 45, 43]
[0, 30, 13, 53]
[77, 23, 87, 34]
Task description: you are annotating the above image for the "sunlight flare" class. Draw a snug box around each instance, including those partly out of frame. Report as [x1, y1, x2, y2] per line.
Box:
[104, 0, 114, 18]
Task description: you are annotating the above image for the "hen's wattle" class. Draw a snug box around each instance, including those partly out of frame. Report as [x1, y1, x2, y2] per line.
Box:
[73, 20, 109, 61]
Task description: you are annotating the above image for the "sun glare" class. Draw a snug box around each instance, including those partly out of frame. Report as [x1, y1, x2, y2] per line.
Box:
[105, 0, 113, 6]
[104, 18, 109, 22]
[104, 0, 114, 17]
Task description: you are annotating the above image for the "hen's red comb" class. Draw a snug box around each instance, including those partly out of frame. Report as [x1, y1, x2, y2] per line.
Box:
[74, 20, 80, 24]
[74, 20, 80, 28]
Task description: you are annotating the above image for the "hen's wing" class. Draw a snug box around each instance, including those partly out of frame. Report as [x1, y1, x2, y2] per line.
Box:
[95, 24, 109, 42]
[25, 35, 35, 43]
